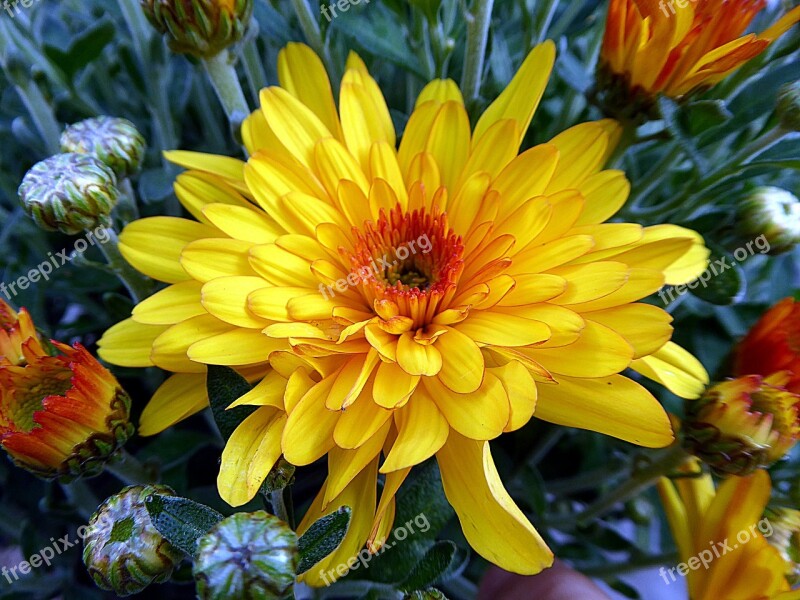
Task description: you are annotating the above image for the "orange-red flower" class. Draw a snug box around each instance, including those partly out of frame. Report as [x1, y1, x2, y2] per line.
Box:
[599, 0, 800, 111]
[0, 301, 133, 479]
[733, 298, 800, 393]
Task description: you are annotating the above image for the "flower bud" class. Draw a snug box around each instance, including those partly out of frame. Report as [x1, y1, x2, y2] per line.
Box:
[777, 81, 800, 133]
[738, 187, 800, 255]
[683, 373, 800, 476]
[83, 485, 184, 596]
[60, 117, 146, 179]
[18, 153, 119, 235]
[193, 510, 298, 600]
[765, 508, 800, 586]
[141, 0, 254, 59]
[733, 297, 800, 394]
[0, 304, 135, 480]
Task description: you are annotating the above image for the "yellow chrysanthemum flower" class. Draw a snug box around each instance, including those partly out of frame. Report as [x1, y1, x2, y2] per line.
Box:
[658, 460, 798, 599]
[98, 41, 711, 581]
[599, 0, 800, 107]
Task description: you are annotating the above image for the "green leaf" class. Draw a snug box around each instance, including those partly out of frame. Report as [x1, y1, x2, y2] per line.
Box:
[297, 506, 352, 574]
[206, 365, 255, 441]
[43, 19, 116, 81]
[683, 99, 732, 135]
[144, 494, 224, 557]
[400, 541, 463, 592]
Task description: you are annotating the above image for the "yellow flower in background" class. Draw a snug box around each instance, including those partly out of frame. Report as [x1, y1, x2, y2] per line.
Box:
[600, 0, 800, 102]
[98, 41, 711, 581]
[658, 461, 797, 600]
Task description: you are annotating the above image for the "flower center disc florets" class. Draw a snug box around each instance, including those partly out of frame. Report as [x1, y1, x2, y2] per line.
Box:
[346, 205, 464, 327]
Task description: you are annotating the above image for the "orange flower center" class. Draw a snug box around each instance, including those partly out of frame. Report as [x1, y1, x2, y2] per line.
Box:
[346, 206, 464, 325]
[1, 358, 72, 433]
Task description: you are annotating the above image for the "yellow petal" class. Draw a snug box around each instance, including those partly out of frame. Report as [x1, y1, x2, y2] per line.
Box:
[260, 86, 333, 168]
[282, 375, 340, 465]
[437, 432, 553, 574]
[187, 329, 286, 365]
[340, 69, 395, 170]
[324, 422, 389, 507]
[297, 459, 378, 586]
[490, 361, 537, 432]
[396, 332, 443, 376]
[457, 313, 551, 348]
[585, 304, 673, 359]
[277, 42, 343, 141]
[164, 150, 248, 194]
[201, 276, 270, 328]
[551, 262, 631, 308]
[425, 374, 508, 440]
[181, 238, 256, 282]
[202, 203, 281, 244]
[138, 373, 208, 436]
[218, 408, 286, 506]
[491, 144, 559, 218]
[227, 370, 287, 410]
[546, 122, 610, 192]
[174, 171, 251, 224]
[574, 170, 630, 225]
[132, 281, 205, 325]
[472, 41, 556, 150]
[97, 318, 166, 367]
[120, 217, 219, 283]
[150, 314, 230, 373]
[334, 385, 393, 449]
[435, 326, 485, 393]
[535, 374, 674, 448]
[381, 386, 449, 472]
[630, 341, 709, 399]
[373, 361, 419, 409]
[425, 101, 470, 192]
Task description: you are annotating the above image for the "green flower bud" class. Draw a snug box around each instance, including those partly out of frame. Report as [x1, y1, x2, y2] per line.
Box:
[18, 153, 119, 235]
[777, 81, 800, 133]
[83, 485, 184, 596]
[193, 511, 298, 600]
[141, 0, 254, 59]
[60, 117, 146, 179]
[738, 186, 800, 255]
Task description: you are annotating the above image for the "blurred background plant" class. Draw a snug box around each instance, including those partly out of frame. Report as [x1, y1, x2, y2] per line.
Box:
[0, 0, 798, 598]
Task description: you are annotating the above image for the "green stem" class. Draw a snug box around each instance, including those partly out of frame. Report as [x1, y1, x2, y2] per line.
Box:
[62, 480, 100, 521]
[547, 464, 625, 496]
[203, 50, 251, 131]
[580, 551, 679, 578]
[528, 427, 564, 466]
[270, 488, 290, 525]
[240, 31, 267, 100]
[96, 227, 152, 303]
[626, 143, 685, 218]
[608, 119, 638, 168]
[461, 0, 495, 102]
[106, 448, 155, 486]
[14, 79, 61, 155]
[576, 444, 689, 526]
[117, 179, 140, 224]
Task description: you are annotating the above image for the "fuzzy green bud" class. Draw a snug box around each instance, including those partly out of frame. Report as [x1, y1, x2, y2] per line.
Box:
[83, 485, 184, 596]
[777, 81, 800, 133]
[60, 117, 146, 179]
[141, 0, 254, 59]
[18, 153, 119, 235]
[738, 186, 800, 255]
[405, 590, 450, 600]
[193, 511, 298, 600]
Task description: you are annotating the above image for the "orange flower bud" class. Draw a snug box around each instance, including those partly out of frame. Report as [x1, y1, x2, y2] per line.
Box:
[683, 373, 800, 476]
[0, 302, 134, 480]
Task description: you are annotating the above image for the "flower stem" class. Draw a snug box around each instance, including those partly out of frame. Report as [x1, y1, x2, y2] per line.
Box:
[203, 50, 250, 132]
[461, 0, 495, 102]
[576, 444, 689, 526]
[96, 227, 152, 303]
[62, 480, 100, 521]
[13, 78, 61, 155]
[106, 449, 155, 486]
[290, 0, 338, 87]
